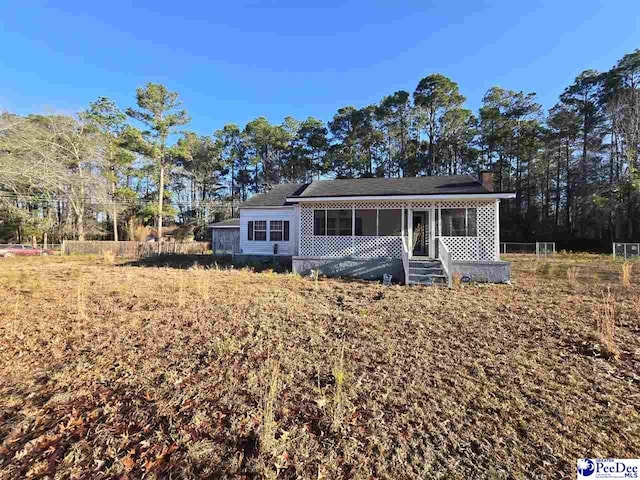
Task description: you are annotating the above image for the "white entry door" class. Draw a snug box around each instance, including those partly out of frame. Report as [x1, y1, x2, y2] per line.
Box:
[411, 209, 437, 258]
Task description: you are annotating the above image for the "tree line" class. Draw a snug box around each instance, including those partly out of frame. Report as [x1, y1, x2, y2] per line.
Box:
[1, 49, 638, 249]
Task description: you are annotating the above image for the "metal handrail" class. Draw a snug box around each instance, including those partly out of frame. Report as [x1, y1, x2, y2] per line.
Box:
[438, 237, 453, 288]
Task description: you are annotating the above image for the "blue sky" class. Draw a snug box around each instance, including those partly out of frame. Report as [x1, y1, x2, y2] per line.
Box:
[0, 0, 638, 137]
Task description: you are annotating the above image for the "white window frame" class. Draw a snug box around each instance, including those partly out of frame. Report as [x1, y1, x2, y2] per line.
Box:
[269, 220, 284, 241]
[439, 207, 478, 237]
[253, 220, 267, 241]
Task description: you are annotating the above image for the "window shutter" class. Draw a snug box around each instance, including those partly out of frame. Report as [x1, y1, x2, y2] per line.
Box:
[248, 221, 253, 241]
[283, 221, 290, 241]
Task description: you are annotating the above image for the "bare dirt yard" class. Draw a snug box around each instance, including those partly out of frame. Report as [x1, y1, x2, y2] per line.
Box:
[0, 254, 639, 479]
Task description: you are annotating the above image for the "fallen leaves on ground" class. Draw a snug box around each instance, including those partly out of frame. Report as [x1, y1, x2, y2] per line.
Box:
[0, 253, 638, 479]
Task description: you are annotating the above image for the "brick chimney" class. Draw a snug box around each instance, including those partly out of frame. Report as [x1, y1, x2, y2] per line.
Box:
[480, 171, 494, 192]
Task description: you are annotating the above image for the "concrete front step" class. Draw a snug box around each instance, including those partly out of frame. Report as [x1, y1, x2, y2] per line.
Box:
[407, 259, 448, 285]
[408, 275, 448, 285]
[409, 261, 441, 267]
[408, 273, 447, 281]
[409, 267, 443, 275]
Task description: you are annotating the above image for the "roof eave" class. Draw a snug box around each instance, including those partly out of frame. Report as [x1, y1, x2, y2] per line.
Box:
[238, 204, 296, 209]
[285, 192, 516, 202]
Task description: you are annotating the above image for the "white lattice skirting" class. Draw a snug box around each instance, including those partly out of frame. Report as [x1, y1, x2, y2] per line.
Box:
[439, 237, 495, 261]
[301, 236, 403, 258]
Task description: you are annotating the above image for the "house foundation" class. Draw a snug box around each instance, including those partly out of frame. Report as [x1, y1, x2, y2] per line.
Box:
[451, 261, 510, 283]
[292, 256, 404, 282]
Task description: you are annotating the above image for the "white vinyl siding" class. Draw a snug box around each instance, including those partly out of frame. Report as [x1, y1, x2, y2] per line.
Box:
[240, 207, 297, 255]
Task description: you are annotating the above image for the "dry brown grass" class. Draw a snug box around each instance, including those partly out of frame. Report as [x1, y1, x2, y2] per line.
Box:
[99, 249, 116, 265]
[0, 254, 639, 478]
[262, 361, 281, 454]
[567, 266, 579, 287]
[331, 345, 347, 433]
[622, 261, 633, 289]
[595, 288, 619, 359]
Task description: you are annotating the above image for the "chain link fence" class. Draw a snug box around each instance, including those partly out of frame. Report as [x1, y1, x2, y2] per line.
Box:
[612, 242, 640, 260]
[500, 242, 556, 258]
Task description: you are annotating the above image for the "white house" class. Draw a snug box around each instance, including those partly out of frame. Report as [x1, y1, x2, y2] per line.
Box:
[210, 174, 516, 284]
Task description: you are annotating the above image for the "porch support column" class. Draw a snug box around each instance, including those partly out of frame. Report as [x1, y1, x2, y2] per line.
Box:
[296, 204, 301, 257]
[352, 205, 355, 257]
[408, 204, 413, 260]
[429, 205, 435, 258]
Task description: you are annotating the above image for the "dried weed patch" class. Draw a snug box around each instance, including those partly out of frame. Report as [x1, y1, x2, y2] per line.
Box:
[0, 254, 638, 478]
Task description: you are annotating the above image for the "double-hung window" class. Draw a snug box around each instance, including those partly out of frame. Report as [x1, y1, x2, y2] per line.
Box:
[269, 220, 290, 241]
[270, 221, 283, 241]
[247, 220, 267, 241]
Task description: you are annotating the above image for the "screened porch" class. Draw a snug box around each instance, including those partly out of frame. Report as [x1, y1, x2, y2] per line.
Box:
[298, 199, 500, 262]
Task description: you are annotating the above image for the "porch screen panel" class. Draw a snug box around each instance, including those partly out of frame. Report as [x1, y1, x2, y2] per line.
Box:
[441, 209, 466, 236]
[441, 208, 477, 236]
[355, 209, 376, 236]
[313, 210, 326, 235]
[327, 209, 352, 236]
[378, 209, 402, 236]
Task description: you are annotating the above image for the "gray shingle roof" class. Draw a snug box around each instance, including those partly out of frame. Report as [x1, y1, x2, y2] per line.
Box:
[240, 183, 307, 207]
[292, 175, 489, 198]
[209, 218, 240, 228]
[240, 175, 496, 207]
